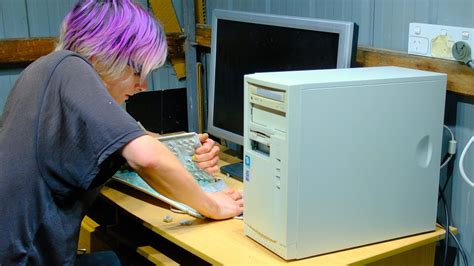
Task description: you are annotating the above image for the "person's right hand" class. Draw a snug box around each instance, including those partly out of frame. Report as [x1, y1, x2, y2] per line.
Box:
[204, 189, 243, 220]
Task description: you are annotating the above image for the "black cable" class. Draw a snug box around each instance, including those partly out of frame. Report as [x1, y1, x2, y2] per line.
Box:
[438, 188, 449, 266]
[438, 149, 453, 266]
[438, 190, 469, 266]
[441, 173, 453, 196]
[440, 152, 455, 196]
[448, 229, 469, 266]
[438, 222, 469, 266]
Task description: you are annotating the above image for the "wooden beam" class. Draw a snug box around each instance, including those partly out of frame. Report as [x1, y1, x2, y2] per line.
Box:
[356, 46, 474, 97]
[0, 38, 57, 66]
[165, 32, 185, 59]
[0, 35, 184, 66]
[196, 24, 211, 48]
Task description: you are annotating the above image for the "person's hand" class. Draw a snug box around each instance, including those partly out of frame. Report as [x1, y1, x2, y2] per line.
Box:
[194, 133, 220, 174]
[204, 189, 243, 220]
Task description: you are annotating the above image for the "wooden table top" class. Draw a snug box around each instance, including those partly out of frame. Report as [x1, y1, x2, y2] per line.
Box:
[101, 158, 448, 265]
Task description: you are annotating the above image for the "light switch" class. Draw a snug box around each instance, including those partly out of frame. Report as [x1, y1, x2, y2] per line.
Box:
[414, 26, 421, 35]
[462, 31, 470, 40]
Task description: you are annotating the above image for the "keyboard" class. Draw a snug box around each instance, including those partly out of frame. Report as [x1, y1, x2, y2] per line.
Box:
[113, 132, 227, 219]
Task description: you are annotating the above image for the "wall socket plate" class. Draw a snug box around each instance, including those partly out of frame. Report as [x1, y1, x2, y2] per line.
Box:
[408, 23, 474, 61]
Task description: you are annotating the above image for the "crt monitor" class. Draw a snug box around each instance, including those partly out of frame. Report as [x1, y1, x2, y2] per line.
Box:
[207, 9, 358, 179]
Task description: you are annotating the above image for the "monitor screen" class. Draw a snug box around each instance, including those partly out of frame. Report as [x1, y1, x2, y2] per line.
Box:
[126, 89, 188, 134]
[208, 10, 358, 145]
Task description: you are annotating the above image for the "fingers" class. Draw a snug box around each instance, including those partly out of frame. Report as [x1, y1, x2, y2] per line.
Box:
[202, 164, 220, 174]
[195, 155, 219, 169]
[233, 196, 244, 212]
[193, 135, 220, 174]
[221, 189, 243, 202]
[204, 191, 244, 219]
[236, 198, 244, 208]
[194, 144, 220, 174]
[222, 191, 244, 214]
[197, 133, 209, 143]
[195, 138, 219, 157]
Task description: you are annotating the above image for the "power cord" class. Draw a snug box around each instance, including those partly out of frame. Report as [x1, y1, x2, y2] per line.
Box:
[438, 187, 450, 266]
[437, 125, 463, 266]
[438, 189, 469, 266]
[440, 125, 457, 169]
[452, 41, 474, 69]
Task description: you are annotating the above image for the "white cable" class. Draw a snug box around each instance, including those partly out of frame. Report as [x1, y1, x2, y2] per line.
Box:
[440, 154, 453, 169]
[458, 136, 474, 188]
[440, 125, 457, 169]
[468, 60, 474, 70]
[443, 125, 455, 141]
[169, 206, 186, 214]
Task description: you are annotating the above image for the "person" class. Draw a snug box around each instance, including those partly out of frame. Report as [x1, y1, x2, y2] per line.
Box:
[0, 0, 243, 264]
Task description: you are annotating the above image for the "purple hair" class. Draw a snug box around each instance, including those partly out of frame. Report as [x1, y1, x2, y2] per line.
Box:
[56, 0, 167, 80]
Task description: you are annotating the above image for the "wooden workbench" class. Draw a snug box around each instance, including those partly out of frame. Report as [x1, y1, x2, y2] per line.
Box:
[96, 153, 450, 265]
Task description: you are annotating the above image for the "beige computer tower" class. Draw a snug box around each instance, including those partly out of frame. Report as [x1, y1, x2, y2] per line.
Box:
[243, 67, 447, 260]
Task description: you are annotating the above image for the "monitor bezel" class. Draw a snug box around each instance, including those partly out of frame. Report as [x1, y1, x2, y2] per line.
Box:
[207, 9, 356, 145]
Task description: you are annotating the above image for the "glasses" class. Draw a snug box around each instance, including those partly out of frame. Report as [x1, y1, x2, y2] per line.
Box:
[129, 61, 143, 77]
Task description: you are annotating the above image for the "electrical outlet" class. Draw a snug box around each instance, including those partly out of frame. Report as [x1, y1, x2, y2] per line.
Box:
[408, 23, 474, 61]
[409, 36, 429, 55]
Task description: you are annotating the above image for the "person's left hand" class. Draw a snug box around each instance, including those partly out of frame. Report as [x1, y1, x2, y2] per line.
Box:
[194, 133, 220, 174]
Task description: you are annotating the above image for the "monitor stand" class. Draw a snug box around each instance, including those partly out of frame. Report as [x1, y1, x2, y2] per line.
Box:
[220, 162, 243, 182]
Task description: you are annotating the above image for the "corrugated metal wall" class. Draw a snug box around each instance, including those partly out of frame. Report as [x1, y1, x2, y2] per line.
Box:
[1, 0, 474, 263]
[0, 0, 185, 113]
[206, 0, 374, 46]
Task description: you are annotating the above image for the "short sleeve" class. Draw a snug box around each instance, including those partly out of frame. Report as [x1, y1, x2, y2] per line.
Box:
[36, 55, 145, 194]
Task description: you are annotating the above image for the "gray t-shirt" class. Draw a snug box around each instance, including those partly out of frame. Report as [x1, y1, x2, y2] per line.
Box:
[0, 51, 145, 264]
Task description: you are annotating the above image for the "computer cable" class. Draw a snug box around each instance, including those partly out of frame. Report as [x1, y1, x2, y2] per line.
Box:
[438, 188, 450, 266]
[437, 222, 469, 266]
[452, 41, 474, 70]
[439, 125, 456, 196]
[170, 206, 187, 214]
[440, 173, 454, 196]
[447, 227, 469, 266]
[440, 125, 457, 169]
[438, 188, 469, 266]
[458, 135, 474, 187]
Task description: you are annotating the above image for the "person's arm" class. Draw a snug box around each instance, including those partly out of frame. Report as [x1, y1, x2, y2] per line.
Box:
[138, 121, 219, 174]
[137, 121, 160, 138]
[120, 135, 243, 219]
[144, 130, 159, 138]
[142, 127, 220, 174]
